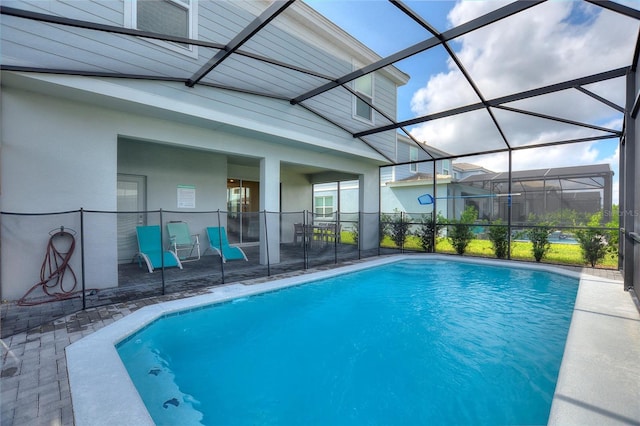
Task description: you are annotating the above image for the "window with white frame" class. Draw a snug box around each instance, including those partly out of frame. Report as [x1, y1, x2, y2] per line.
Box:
[126, 0, 196, 54]
[410, 146, 418, 173]
[138, 0, 189, 37]
[314, 195, 334, 218]
[354, 73, 373, 122]
[442, 160, 450, 175]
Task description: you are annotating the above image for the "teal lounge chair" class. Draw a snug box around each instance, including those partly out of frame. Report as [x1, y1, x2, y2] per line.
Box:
[135, 225, 183, 273]
[167, 221, 200, 262]
[206, 227, 248, 262]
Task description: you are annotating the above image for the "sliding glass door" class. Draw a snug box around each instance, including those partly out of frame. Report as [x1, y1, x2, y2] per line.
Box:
[226, 179, 259, 244]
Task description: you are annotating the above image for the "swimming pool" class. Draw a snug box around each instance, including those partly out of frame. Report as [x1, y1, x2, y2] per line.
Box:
[116, 258, 578, 425]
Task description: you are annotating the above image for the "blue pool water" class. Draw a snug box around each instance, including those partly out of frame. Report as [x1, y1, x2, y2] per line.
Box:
[117, 259, 578, 425]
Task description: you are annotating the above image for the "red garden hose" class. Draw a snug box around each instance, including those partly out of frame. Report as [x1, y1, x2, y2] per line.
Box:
[17, 228, 86, 306]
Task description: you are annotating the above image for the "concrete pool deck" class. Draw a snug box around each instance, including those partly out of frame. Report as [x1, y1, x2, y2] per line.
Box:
[549, 272, 640, 425]
[1, 255, 638, 425]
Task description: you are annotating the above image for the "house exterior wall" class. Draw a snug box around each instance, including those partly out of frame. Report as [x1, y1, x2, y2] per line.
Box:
[312, 182, 359, 213]
[1, 0, 406, 159]
[118, 139, 228, 212]
[340, 185, 360, 214]
[301, 78, 400, 161]
[453, 167, 491, 180]
[0, 81, 384, 300]
[382, 135, 452, 184]
[0, 0, 409, 300]
[1, 86, 120, 300]
[390, 158, 451, 182]
[1, 87, 118, 213]
[116, 139, 228, 263]
[280, 170, 312, 213]
[380, 183, 449, 218]
[380, 165, 394, 184]
[379, 135, 453, 216]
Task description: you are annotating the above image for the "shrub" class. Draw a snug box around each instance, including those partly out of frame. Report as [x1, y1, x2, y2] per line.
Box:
[527, 224, 552, 262]
[415, 213, 443, 252]
[487, 219, 509, 259]
[448, 206, 477, 255]
[575, 228, 607, 267]
[575, 211, 614, 267]
[379, 213, 390, 244]
[388, 211, 410, 248]
[604, 207, 620, 261]
[351, 226, 359, 246]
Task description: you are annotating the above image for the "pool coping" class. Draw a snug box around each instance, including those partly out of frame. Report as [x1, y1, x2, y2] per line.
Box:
[65, 255, 640, 425]
[548, 270, 640, 425]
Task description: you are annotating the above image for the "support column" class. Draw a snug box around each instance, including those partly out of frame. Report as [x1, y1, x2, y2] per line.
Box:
[603, 172, 612, 223]
[508, 150, 513, 259]
[260, 157, 280, 264]
[623, 67, 637, 290]
[432, 161, 437, 252]
[619, 134, 626, 271]
[360, 169, 380, 251]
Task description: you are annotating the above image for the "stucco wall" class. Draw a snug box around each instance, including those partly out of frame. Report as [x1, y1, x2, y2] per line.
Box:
[1, 87, 118, 213]
[0, 83, 383, 299]
[118, 139, 228, 211]
[380, 184, 449, 218]
[1, 86, 119, 300]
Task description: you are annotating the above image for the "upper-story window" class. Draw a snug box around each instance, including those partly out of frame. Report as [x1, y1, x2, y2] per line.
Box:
[441, 160, 450, 175]
[353, 73, 374, 122]
[138, 0, 189, 37]
[126, 0, 197, 56]
[409, 146, 418, 173]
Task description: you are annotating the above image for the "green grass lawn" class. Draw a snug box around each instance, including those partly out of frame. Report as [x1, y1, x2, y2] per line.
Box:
[376, 235, 618, 269]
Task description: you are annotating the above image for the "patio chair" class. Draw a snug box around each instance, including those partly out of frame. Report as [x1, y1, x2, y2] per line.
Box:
[134, 225, 183, 273]
[166, 221, 200, 262]
[206, 227, 248, 262]
[293, 223, 306, 245]
[323, 223, 341, 243]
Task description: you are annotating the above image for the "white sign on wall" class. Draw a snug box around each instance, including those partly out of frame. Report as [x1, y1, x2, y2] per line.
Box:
[177, 185, 196, 209]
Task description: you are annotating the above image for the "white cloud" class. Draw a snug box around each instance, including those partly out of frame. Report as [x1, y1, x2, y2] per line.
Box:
[461, 142, 605, 173]
[409, 0, 636, 178]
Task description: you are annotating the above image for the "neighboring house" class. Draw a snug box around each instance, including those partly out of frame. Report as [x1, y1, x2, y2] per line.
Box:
[380, 134, 452, 218]
[0, 1, 409, 299]
[311, 132, 450, 227]
[452, 163, 494, 180]
[311, 180, 359, 233]
[314, 134, 456, 220]
[380, 137, 614, 224]
[451, 164, 614, 223]
[312, 181, 359, 217]
[381, 134, 451, 183]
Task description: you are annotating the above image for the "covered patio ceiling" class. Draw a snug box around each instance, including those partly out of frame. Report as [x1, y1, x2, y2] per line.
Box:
[1, 0, 639, 163]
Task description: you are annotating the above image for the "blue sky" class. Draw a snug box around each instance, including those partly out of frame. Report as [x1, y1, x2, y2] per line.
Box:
[305, 0, 453, 121]
[304, 1, 638, 203]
